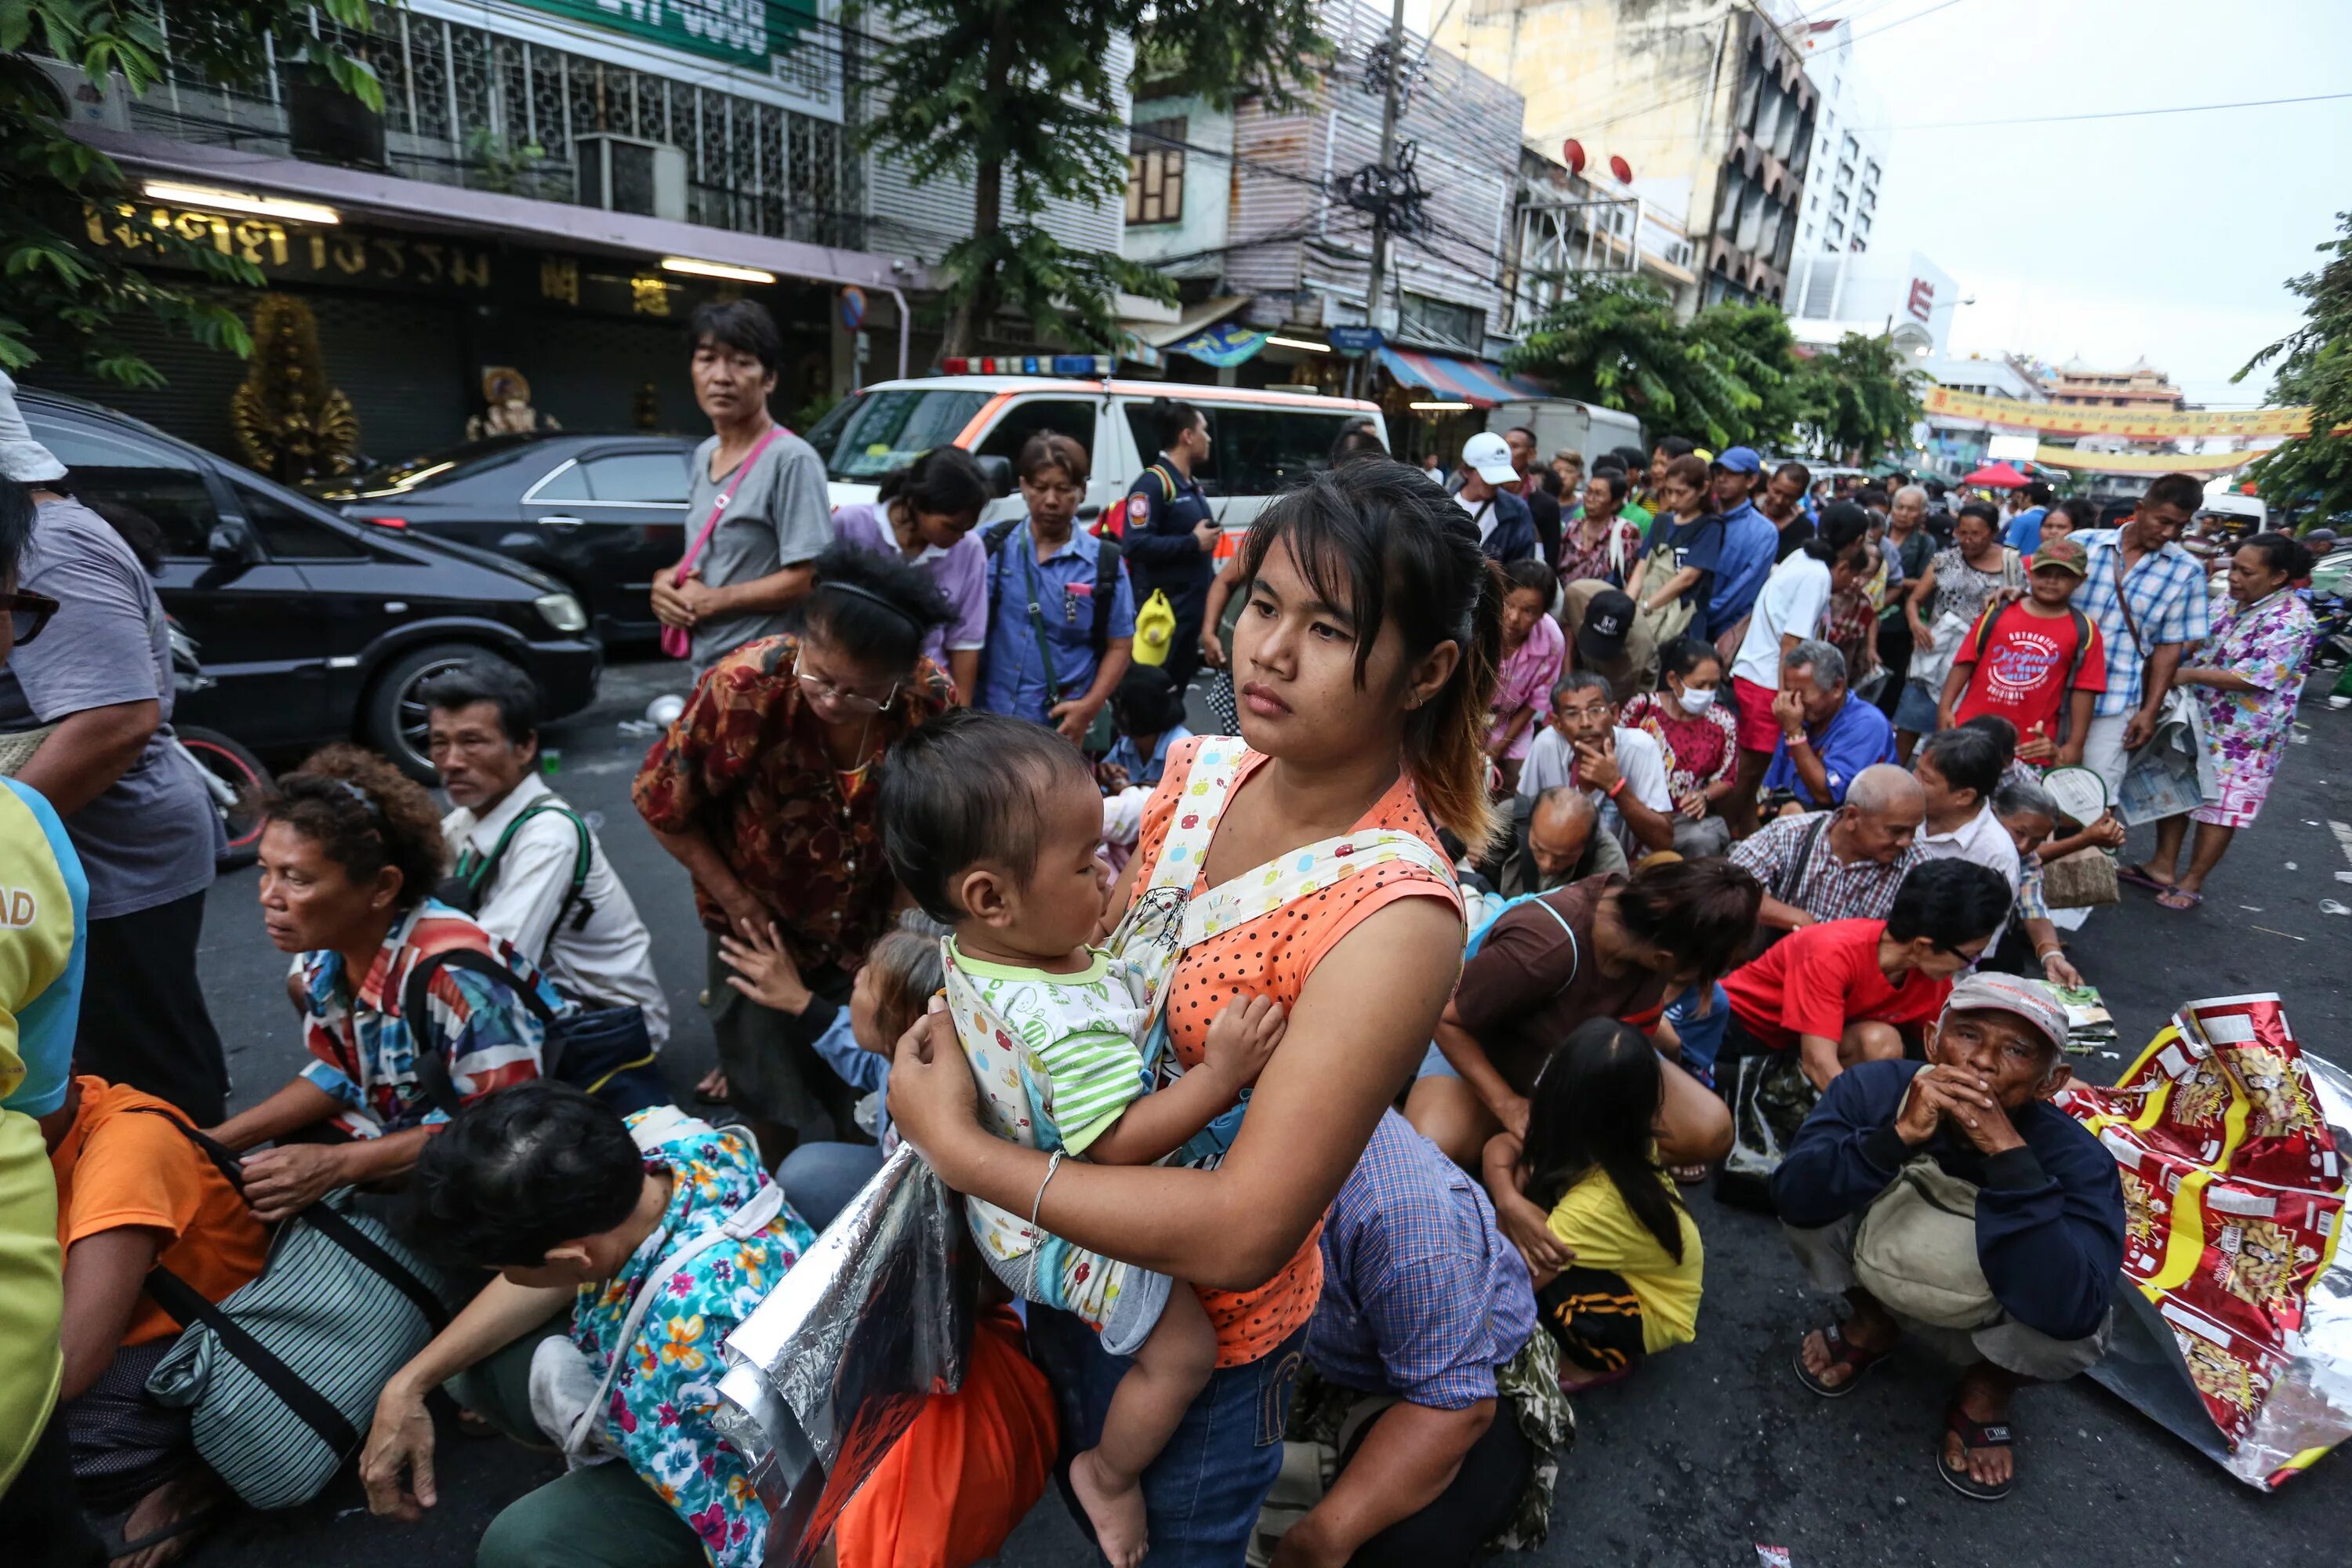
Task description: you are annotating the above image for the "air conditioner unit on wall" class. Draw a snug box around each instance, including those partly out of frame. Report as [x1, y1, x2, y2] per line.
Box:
[575, 134, 688, 223]
[30, 56, 132, 132]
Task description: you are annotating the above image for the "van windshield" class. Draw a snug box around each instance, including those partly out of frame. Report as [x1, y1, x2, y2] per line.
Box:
[803, 388, 991, 481]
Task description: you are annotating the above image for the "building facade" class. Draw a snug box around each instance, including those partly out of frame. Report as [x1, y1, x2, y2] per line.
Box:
[1915, 352, 2048, 480]
[1436, 0, 1815, 308]
[2042, 357, 2186, 412]
[1786, 249, 1957, 355]
[1791, 15, 1888, 256]
[27, 0, 1124, 465]
[1121, 0, 1534, 455]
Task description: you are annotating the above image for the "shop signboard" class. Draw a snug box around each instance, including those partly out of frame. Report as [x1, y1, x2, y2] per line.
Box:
[503, 0, 815, 70]
[78, 199, 776, 324]
[1330, 325, 1384, 357]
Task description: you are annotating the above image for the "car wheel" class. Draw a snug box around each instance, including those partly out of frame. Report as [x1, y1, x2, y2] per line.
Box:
[365, 641, 508, 782]
[176, 725, 270, 872]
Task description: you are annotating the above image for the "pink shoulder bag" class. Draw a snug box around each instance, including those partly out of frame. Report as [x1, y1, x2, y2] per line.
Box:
[661, 425, 786, 660]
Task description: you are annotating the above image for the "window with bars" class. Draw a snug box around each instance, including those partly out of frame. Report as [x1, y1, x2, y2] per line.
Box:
[1127, 118, 1186, 226]
[132, 2, 854, 248]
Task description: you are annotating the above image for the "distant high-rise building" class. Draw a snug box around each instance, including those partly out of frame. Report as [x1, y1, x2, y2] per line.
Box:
[1791, 15, 1889, 256]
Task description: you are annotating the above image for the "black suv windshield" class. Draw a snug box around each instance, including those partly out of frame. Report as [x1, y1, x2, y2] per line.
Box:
[803, 388, 990, 481]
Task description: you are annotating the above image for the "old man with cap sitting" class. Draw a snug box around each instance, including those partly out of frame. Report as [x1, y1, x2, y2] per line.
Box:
[1773, 973, 2124, 1504]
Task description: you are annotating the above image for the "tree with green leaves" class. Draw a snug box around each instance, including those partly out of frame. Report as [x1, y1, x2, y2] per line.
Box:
[1687, 299, 1801, 449]
[1789, 332, 1926, 465]
[1, 2, 379, 386]
[858, 0, 1323, 358]
[1504, 274, 1762, 449]
[2236, 210, 2352, 522]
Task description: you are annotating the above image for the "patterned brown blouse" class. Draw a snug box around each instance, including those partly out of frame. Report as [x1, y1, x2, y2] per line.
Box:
[632, 635, 952, 974]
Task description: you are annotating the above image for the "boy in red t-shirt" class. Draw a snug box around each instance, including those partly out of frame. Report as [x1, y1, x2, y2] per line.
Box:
[1937, 537, 2107, 766]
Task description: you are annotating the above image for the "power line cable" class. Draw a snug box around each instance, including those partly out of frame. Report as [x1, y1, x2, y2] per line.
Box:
[1882, 89, 2352, 131]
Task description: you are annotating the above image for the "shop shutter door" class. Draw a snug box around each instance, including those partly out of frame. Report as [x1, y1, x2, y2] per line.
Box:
[23, 284, 466, 470]
[495, 310, 706, 435]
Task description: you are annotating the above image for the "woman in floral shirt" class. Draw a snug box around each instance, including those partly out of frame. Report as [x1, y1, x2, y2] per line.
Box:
[2139, 532, 2318, 911]
[1620, 638, 1740, 856]
[364, 1085, 814, 1568]
[635, 545, 953, 1148]
[1557, 471, 1646, 587]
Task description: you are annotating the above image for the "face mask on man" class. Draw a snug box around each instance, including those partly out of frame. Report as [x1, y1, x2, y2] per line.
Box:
[1676, 685, 1717, 715]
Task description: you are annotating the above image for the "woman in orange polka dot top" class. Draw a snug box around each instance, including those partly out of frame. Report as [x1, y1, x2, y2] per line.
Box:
[891, 458, 1504, 1563]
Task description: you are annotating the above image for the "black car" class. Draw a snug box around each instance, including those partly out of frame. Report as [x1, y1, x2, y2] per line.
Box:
[314, 433, 697, 641]
[19, 390, 601, 780]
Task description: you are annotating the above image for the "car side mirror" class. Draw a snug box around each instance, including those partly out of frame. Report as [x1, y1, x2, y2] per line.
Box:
[974, 455, 1014, 499]
[208, 521, 261, 566]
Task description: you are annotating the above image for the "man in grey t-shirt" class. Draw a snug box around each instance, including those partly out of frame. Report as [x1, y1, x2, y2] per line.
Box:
[0, 385, 228, 1120]
[655, 300, 835, 669]
[681, 426, 833, 667]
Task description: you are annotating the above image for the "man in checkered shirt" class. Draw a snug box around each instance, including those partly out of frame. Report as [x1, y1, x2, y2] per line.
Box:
[1733, 764, 1926, 938]
[2067, 474, 2212, 796]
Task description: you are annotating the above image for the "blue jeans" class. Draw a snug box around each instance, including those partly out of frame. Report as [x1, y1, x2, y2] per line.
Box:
[773, 1141, 886, 1232]
[1027, 1306, 1306, 1567]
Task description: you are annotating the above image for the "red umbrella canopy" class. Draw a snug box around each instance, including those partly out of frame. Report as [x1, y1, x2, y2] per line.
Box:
[1961, 462, 2028, 488]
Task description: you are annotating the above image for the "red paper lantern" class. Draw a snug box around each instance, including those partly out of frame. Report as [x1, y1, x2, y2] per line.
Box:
[1562, 138, 1586, 175]
[1609, 154, 1633, 184]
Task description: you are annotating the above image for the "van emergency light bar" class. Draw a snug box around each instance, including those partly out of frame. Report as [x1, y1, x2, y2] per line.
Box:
[939, 356, 1115, 376]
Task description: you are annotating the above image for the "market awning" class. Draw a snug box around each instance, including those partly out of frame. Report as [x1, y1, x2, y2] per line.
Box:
[1374, 347, 1547, 407]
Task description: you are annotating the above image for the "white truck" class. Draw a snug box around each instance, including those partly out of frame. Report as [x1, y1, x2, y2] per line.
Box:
[1484, 398, 1646, 468]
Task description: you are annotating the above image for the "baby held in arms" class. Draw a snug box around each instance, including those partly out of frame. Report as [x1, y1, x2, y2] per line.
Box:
[878, 708, 1285, 1568]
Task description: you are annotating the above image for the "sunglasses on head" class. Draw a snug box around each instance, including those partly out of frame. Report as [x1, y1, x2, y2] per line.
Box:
[0, 590, 58, 647]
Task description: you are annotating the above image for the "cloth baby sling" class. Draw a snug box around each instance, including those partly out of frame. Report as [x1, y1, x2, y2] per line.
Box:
[941, 735, 1457, 1344]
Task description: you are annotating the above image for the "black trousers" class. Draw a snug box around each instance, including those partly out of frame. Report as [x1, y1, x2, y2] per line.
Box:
[78, 890, 228, 1125]
[1872, 613, 1913, 719]
[1338, 1396, 1533, 1568]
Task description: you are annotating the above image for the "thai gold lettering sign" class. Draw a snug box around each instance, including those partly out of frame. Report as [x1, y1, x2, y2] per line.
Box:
[82, 201, 495, 293]
[1922, 385, 2334, 441]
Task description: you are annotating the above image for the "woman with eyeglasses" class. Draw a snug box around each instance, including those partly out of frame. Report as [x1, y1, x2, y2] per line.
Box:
[634, 544, 954, 1158]
[975, 430, 1137, 745]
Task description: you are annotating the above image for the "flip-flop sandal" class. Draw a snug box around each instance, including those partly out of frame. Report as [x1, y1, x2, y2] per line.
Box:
[1938, 1403, 2015, 1501]
[694, 1074, 733, 1106]
[1559, 1363, 1635, 1393]
[2114, 862, 2173, 893]
[1792, 1319, 1889, 1398]
[2155, 886, 2205, 911]
[97, 1497, 224, 1564]
[1668, 1163, 1711, 1185]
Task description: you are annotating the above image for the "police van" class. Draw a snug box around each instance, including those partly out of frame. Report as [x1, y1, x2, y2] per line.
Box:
[803, 361, 1387, 543]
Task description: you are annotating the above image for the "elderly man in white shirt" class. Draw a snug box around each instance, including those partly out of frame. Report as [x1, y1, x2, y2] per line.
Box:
[1517, 669, 1676, 858]
[422, 661, 669, 1045]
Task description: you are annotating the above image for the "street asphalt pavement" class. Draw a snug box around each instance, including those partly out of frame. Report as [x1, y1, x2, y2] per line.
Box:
[183, 654, 2352, 1567]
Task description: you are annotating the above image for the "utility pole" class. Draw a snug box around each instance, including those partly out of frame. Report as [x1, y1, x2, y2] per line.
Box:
[1364, 0, 1406, 336]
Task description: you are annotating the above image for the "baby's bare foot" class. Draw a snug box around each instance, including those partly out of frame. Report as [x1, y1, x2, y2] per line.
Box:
[1069, 1445, 1148, 1568]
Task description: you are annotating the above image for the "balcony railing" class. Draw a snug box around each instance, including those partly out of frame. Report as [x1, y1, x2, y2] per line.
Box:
[64, 2, 860, 250]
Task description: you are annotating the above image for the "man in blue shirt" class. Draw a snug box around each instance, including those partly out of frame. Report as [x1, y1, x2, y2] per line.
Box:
[1275, 1111, 1563, 1566]
[1707, 446, 1778, 636]
[1119, 398, 1219, 691]
[2004, 482, 2053, 555]
[1775, 973, 2122, 1502]
[1762, 639, 1897, 808]
[978, 517, 1137, 744]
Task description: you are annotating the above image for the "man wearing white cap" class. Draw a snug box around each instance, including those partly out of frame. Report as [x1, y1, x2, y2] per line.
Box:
[1772, 971, 2123, 1503]
[1454, 433, 1537, 564]
[0, 372, 228, 1123]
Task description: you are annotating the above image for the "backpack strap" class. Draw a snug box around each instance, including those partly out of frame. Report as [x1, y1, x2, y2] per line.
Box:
[1467, 892, 1581, 994]
[454, 800, 594, 947]
[1090, 532, 1125, 661]
[2054, 606, 2096, 748]
[565, 1179, 788, 1457]
[1780, 811, 1834, 905]
[401, 946, 564, 1118]
[982, 517, 1020, 559]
